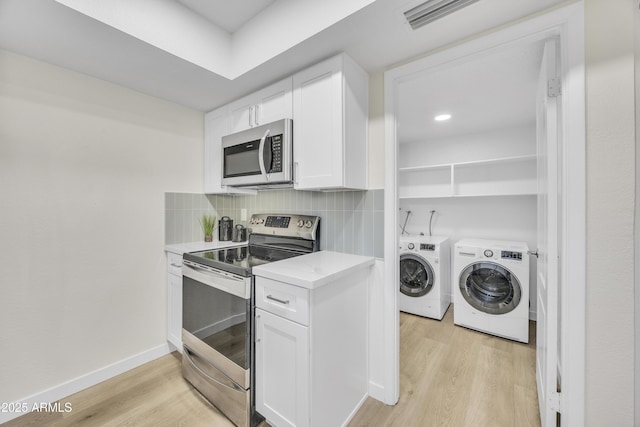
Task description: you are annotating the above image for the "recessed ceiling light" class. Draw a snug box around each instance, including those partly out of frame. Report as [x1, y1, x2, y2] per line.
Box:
[434, 114, 451, 121]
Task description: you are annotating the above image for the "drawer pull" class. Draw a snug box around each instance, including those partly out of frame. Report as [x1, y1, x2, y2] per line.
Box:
[266, 295, 290, 305]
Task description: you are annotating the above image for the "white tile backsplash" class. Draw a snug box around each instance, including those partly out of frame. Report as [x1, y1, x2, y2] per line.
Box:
[165, 189, 384, 257]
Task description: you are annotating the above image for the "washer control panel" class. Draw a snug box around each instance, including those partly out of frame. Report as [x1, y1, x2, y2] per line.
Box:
[401, 241, 437, 252]
[501, 250, 523, 261]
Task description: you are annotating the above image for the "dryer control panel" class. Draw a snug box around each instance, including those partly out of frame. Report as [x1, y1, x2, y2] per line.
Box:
[501, 250, 523, 261]
[420, 243, 435, 251]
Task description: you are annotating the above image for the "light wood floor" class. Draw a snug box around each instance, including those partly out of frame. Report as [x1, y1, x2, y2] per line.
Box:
[5, 308, 539, 427]
[349, 309, 540, 427]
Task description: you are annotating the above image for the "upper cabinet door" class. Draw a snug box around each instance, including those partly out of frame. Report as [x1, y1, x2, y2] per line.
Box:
[293, 55, 344, 190]
[227, 97, 254, 134]
[255, 78, 293, 126]
[204, 106, 229, 194]
[293, 53, 369, 191]
[227, 78, 293, 134]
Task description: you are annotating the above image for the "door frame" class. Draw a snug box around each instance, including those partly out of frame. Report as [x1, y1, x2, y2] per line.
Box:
[382, 2, 585, 425]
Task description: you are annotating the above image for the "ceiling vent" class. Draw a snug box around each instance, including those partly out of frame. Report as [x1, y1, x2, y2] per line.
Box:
[403, 0, 480, 30]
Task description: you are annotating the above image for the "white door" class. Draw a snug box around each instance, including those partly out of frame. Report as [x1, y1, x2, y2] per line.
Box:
[536, 38, 561, 427]
[254, 78, 293, 126]
[293, 55, 344, 190]
[255, 308, 309, 427]
[203, 106, 229, 193]
[227, 95, 255, 133]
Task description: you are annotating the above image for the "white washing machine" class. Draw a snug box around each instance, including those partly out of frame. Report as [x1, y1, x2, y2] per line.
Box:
[399, 235, 450, 320]
[453, 238, 530, 343]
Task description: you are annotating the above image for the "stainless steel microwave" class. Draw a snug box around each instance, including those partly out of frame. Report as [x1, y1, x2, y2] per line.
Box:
[221, 118, 293, 188]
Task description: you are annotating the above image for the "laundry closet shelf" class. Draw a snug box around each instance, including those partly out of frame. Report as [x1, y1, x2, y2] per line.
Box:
[398, 154, 537, 200]
[398, 154, 537, 173]
[399, 192, 538, 200]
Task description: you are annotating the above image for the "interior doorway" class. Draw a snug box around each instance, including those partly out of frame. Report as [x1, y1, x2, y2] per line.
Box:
[382, 4, 585, 425]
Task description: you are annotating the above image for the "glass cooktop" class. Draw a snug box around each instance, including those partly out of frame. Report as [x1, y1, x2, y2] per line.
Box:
[184, 245, 304, 277]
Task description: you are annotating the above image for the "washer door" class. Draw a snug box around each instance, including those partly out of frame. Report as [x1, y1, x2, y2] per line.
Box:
[399, 253, 435, 297]
[458, 261, 522, 314]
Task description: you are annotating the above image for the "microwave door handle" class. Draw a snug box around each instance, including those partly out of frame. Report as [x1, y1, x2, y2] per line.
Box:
[258, 129, 271, 180]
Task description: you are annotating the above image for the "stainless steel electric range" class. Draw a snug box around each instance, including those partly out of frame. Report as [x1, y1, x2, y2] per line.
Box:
[181, 213, 320, 427]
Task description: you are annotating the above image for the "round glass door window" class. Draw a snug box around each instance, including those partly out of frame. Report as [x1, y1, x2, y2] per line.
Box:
[399, 254, 435, 297]
[458, 262, 522, 314]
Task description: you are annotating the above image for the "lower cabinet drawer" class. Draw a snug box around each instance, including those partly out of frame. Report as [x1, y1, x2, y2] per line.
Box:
[167, 252, 183, 276]
[255, 277, 309, 326]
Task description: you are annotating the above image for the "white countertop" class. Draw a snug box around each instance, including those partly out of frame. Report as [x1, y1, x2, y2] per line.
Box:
[252, 251, 375, 289]
[164, 240, 246, 255]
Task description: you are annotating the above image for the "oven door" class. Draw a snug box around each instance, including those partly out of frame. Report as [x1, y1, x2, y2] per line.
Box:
[221, 119, 292, 187]
[182, 261, 251, 389]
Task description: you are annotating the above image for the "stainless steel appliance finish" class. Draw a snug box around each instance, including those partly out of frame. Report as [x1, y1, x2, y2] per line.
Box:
[219, 216, 234, 241]
[182, 213, 320, 427]
[221, 119, 293, 188]
[233, 224, 247, 242]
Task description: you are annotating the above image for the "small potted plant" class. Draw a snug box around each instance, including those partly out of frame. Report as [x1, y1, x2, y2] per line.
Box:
[200, 214, 216, 242]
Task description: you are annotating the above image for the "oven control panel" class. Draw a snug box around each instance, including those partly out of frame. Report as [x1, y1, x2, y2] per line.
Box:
[249, 213, 320, 239]
[264, 215, 290, 228]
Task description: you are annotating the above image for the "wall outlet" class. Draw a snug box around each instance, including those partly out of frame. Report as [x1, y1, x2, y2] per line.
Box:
[241, 208, 247, 221]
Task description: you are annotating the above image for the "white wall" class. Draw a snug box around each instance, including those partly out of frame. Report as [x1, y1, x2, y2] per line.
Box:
[0, 50, 203, 405]
[584, 0, 635, 424]
[368, 71, 385, 190]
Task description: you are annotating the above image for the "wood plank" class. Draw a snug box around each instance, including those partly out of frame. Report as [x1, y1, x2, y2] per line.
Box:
[350, 310, 540, 427]
[6, 311, 540, 427]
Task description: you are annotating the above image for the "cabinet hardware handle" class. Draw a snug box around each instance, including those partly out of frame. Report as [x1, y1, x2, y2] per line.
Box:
[266, 295, 290, 305]
[255, 104, 260, 126]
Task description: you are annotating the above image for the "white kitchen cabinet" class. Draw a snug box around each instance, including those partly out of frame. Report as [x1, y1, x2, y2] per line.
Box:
[255, 308, 309, 427]
[292, 53, 368, 190]
[227, 77, 293, 133]
[253, 252, 373, 427]
[204, 106, 257, 195]
[166, 252, 183, 352]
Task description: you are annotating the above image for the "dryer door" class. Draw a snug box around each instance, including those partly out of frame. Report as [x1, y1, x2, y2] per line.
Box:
[459, 262, 521, 314]
[399, 254, 435, 297]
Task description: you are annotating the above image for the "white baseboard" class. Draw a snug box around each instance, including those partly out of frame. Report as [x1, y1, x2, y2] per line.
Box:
[0, 343, 172, 424]
[341, 392, 369, 427]
[368, 380, 386, 403]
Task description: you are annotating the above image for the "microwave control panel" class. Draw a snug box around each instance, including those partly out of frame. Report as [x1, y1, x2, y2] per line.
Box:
[269, 134, 283, 173]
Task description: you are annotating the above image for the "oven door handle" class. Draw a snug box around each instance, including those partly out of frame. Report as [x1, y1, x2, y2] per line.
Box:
[258, 128, 271, 180]
[182, 260, 250, 299]
[183, 347, 245, 393]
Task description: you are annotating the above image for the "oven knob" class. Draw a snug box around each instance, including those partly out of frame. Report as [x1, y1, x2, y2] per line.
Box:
[297, 219, 304, 228]
[408, 243, 415, 250]
[484, 249, 494, 258]
[304, 220, 313, 228]
[257, 218, 264, 224]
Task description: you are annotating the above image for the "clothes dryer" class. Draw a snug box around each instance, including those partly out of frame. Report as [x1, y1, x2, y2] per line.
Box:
[453, 238, 529, 343]
[399, 236, 450, 320]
